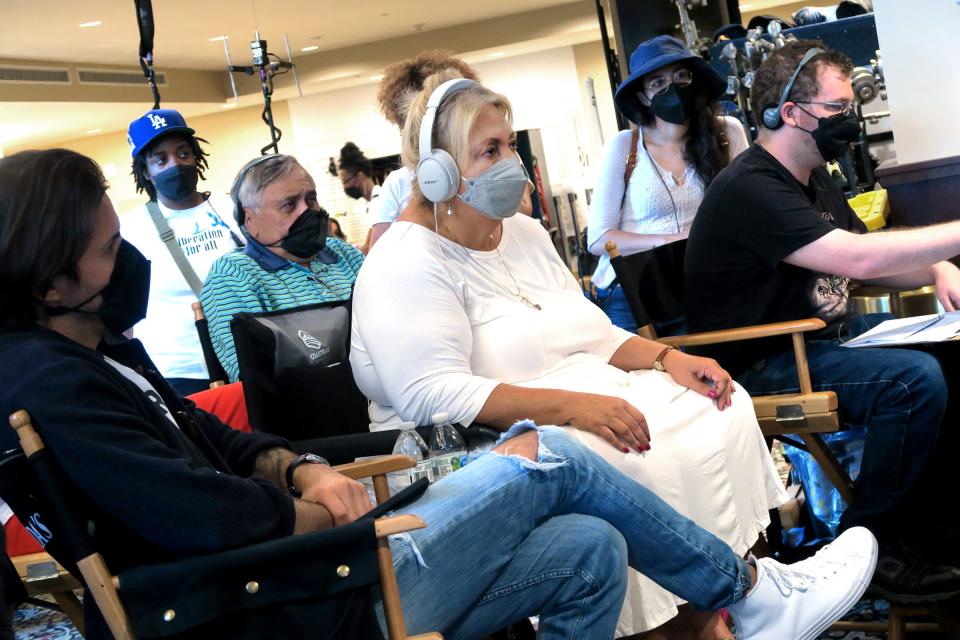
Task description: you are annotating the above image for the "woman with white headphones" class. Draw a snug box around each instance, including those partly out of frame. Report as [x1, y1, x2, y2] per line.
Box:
[350, 70, 788, 639]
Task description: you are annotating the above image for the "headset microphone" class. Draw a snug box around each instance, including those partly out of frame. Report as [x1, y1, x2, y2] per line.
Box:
[761, 47, 824, 130]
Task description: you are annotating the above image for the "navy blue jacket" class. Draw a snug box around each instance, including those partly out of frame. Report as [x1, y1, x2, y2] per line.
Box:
[0, 327, 295, 574]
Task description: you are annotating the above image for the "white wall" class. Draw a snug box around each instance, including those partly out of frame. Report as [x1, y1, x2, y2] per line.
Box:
[286, 45, 600, 243]
[874, 0, 960, 164]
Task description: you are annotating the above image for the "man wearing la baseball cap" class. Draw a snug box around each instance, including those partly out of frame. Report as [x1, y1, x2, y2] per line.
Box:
[120, 109, 243, 395]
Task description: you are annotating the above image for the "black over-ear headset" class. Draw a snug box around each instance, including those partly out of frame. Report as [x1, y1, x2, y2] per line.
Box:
[761, 47, 825, 130]
[231, 153, 284, 226]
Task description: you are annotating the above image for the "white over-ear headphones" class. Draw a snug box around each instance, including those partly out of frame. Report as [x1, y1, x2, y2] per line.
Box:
[417, 78, 478, 203]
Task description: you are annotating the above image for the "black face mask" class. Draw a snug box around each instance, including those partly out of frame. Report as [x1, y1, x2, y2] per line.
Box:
[47, 240, 152, 335]
[796, 106, 862, 162]
[647, 84, 695, 125]
[152, 164, 199, 201]
[265, 208, 329, 259]
[344, 185, 364, 200]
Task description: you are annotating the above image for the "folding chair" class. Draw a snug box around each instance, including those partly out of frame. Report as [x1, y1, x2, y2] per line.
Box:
[604, 240, 852, 499]
[1, 409, 441, 640]
[606, 240, 960, 638]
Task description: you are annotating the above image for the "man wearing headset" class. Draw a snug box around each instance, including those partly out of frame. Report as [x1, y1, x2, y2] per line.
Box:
[199, 155, 363, 383]
[685, 40, 960, 600]
[122, 109, 244, 395]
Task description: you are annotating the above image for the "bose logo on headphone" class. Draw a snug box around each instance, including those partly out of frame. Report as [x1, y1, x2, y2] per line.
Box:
[416, 78, 479, 203]
[762, 47, 825, 130]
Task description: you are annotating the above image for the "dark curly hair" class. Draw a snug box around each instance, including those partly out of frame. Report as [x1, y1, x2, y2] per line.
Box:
[633, 64, 731, 187]
[377, 50, 480, 129]
[337, 142, 373, 178]
[0, 149, 107, 329]
[750, 40, 854, 131]
[131, 131, 210, 201]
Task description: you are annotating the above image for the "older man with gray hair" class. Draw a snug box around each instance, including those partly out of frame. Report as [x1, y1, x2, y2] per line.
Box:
[200, 154, 363, 382]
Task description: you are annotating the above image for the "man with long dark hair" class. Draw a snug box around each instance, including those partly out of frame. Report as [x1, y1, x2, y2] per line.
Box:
[123, 109, 243, 395]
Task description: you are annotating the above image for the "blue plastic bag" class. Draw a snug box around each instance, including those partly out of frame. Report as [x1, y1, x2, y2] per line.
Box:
[782, 428, 866, 540]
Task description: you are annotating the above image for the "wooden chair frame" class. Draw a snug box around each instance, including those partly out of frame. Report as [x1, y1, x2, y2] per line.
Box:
[10, 551, 84, 631]
[9, 409, 441, 640]
[605, 240, 960, 638]
[604, 241, 853, 501]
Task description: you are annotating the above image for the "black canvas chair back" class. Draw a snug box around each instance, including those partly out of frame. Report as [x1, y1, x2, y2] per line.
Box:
[0, 449, 88, 581]
[191, 302, 228, 387]
[230, 299, 369, 441]
[2, 411, 445, 640]
[606, 239, 687, 334]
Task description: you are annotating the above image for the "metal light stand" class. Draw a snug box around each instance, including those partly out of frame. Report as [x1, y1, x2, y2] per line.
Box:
[222, 33, 303, 155]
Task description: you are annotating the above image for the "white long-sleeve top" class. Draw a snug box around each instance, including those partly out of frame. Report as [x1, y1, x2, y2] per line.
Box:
[350, 214, 634, 429]
[587, 117, 749, 289]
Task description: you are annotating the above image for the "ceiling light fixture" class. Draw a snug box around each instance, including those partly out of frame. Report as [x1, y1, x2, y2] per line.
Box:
[488, 52, 506, 58]
[78, 21, 102, 28]
[369, 74, 385, 81]
[301, 45, 319, 52]
[209, 35, 227, 42]
[86, 128, 102, 134]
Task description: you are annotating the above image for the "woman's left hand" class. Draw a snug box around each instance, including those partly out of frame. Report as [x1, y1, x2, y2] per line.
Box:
[661, 350, 735, 410]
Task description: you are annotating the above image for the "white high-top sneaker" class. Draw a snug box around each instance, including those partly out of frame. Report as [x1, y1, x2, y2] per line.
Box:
[728, 527, 877, 640]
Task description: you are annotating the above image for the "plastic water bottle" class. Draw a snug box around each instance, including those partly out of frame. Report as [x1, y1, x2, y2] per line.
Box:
[390, 422, 432, 489]
[429, 412, 467, 479]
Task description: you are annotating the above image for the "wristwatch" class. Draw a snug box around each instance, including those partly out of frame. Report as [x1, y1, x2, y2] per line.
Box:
[653, 345, 676, 372]
[285, 453, 329, 497]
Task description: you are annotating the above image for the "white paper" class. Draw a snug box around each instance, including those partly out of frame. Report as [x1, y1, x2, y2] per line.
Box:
[843, 310, 960, 348]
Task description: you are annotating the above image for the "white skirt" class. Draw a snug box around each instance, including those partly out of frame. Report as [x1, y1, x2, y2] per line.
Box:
[522, 363, 787, 635]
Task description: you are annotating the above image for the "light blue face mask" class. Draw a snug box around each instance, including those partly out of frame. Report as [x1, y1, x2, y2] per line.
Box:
[458, 155, 529, 220]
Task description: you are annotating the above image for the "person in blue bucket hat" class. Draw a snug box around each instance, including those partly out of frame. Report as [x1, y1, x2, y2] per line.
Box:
[588, 36, 749, 339]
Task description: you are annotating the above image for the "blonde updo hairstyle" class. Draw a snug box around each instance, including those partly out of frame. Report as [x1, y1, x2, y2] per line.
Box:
[401, 69, 513, 207]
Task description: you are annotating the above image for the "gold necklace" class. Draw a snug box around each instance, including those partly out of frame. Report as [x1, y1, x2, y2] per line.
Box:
[437, 221, 542, 311]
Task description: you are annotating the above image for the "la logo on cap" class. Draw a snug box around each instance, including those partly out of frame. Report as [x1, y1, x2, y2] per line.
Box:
[148, 113, 167, 130]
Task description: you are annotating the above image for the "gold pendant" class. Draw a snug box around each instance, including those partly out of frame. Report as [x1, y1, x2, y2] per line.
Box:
[521, 296, 542, 310]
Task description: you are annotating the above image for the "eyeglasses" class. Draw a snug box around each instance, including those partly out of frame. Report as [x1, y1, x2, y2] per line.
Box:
[341, 172, 360, 187]
[794, 100, 857, 116]
[642, 68, 694, 97]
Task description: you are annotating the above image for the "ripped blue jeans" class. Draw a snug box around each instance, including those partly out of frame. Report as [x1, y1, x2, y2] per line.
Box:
[390, 423, 752, 640]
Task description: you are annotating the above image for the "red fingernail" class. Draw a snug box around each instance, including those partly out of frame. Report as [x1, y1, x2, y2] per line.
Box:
[708, 391, 716, 398]
[645, 445, 652, 452]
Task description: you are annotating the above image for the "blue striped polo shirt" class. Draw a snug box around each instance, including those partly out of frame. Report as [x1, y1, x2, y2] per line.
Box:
[199, 235, 364, 382]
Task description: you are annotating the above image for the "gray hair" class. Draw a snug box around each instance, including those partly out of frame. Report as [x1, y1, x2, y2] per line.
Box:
[231, 154, 303, 226]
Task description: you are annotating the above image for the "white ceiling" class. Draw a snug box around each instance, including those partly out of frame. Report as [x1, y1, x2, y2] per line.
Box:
[0, 0, 581, 70]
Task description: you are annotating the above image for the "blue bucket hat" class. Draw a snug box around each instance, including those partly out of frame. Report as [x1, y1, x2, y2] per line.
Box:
[127, 109, 195, 159]
[614, 35, 727, 125]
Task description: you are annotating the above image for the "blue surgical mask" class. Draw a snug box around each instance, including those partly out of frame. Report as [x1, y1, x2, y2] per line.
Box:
[458, 156, 528, 220]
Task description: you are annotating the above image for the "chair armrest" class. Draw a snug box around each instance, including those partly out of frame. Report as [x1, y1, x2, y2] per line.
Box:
[660, 318, 827, 347]
[374, 514, 426, 538]
[334, 454, 415, 480]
